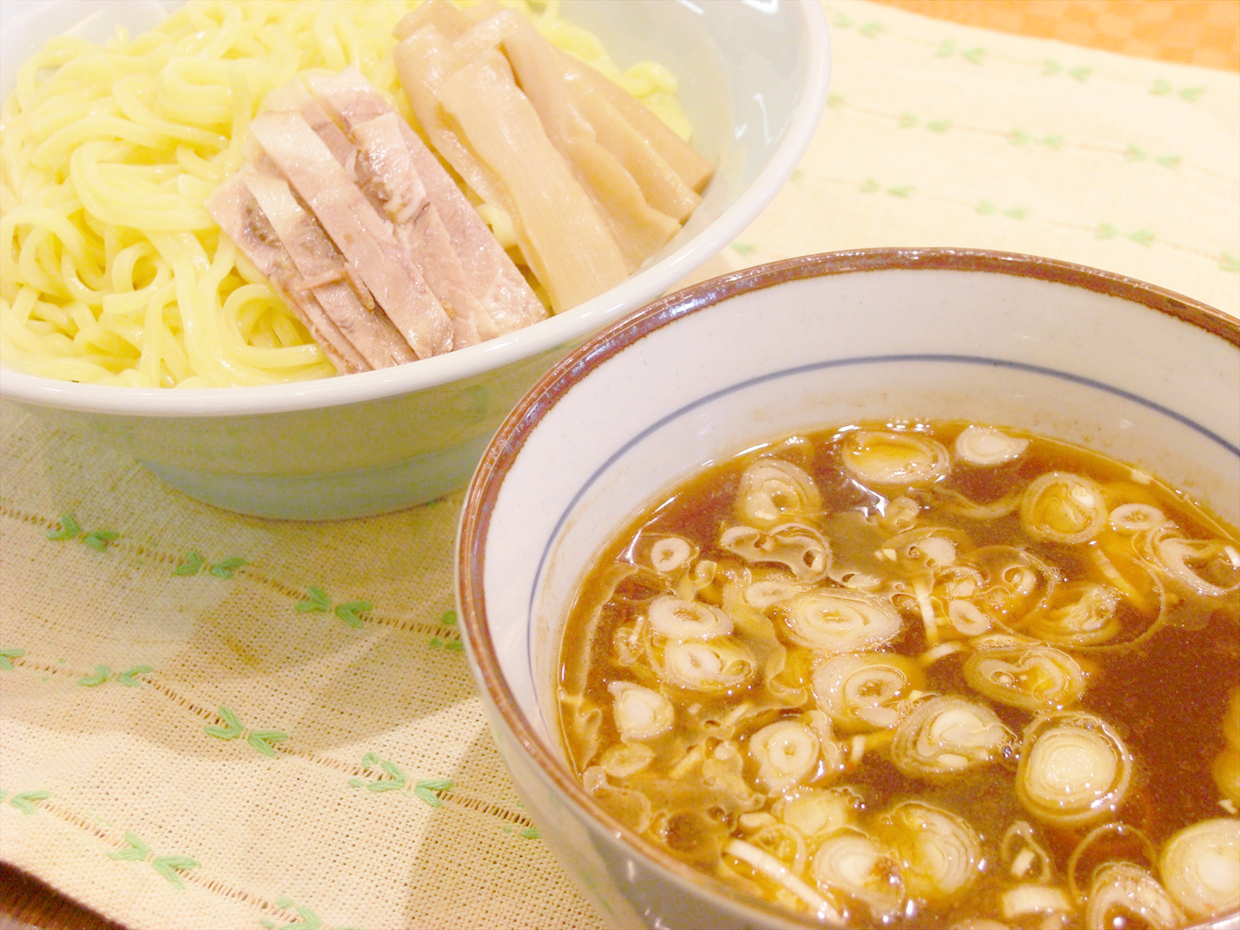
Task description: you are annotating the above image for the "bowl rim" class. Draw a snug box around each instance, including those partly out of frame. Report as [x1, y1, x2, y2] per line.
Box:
[456, 246, 1240, 930]
[0, 0, 832, 419]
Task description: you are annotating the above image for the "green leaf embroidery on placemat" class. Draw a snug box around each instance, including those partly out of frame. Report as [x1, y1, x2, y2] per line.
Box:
[1150, 79, 1205, 102]
[333, 601, 371, 628]
[107, 832, 198, 889]
[368, 760, 408, 793]
[1042, 60, 1092, 81]
[0, 789, 51, 814]
[1124, 145, 1182, 168]
[1220, 253, 1240, 273]
[204, 706, 244, 739]
[829, 10, 884, 38]
[730, 241, 757, 255]
[173, 552, 248, 577]
[975, 202, 1030, 220]
[108, 832, 150, 862]
[502, 824, 542, 840]
[78, 664, 111, 687]
[153, 855, 199, 888]
[116, 665, 151, 686]
[203, 706, 287, 757]
[935, 40, 985, 64]
[247, 729, 287, 757]
[46, 514, 118, 551]
[1007, 130, 1063, 150]
[413, 778, 453, 808]
[46, 514, 80, 540]
[429, 609, 464, 651]
[83, 530, 119, 551]
[1096, 224, 1156, 246]
[296, 586, 332, 612]
[347, 755, 453, 807]
[261, 896, 363, 930]
[860, 179, 913, 198]
[172, 551, 205, 575]
[0, 648, 25, 671]
[77, 664, 151, 687]
[295, 587, 372, 627]
[899, 114, 952, 132]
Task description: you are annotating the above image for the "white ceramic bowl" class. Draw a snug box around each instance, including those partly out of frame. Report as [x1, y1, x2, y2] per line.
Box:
[456, 248, 1240, 930]
[0, 0, 830, 520]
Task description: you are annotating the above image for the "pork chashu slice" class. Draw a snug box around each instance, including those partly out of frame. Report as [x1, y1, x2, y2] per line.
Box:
[273, 80, 487, 349]
[207, 173, 372, 374]
[307, 68, 546, 338]
[247, 109, 455, 360]
[240, 167, 419, 369]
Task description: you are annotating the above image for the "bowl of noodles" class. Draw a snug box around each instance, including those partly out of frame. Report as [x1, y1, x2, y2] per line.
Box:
[455, 248, 1240, 930]
[0, 0, 831, 520]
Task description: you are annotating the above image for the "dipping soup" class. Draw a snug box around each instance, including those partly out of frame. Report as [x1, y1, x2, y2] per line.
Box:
[557, 420, 1240, 929]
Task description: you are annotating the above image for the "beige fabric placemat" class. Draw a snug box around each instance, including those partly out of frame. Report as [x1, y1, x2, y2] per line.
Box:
[2, 2, 1237, 929]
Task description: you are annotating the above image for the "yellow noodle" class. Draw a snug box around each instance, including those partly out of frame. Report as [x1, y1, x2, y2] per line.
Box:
[222, 285, 327, 369]
[1, 0, 696, 387]
[60, 251, 106, 306]
[2, 205, 86, 280]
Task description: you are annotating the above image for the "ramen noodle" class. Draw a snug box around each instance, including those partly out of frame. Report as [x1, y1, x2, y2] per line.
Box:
[0, 0, 700, 387]
[558, 420, 1240, 929]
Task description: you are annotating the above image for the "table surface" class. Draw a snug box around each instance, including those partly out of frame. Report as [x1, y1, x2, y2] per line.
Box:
[1, 2, 1237, 929]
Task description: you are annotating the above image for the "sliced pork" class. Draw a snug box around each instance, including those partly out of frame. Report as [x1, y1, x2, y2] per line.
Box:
[207, 174, 370, 374]
[239, 169, 418, 369]
[308, 68, 546, 337]
[247, 109, 455, 360]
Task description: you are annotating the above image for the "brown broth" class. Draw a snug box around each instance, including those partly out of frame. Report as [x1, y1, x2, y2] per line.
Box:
[557, 420, 1240, 929]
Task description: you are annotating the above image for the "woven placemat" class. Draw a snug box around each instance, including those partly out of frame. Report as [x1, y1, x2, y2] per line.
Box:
[2, 2, 1237, 928]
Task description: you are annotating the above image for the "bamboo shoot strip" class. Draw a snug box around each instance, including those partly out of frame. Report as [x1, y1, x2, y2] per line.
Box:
[453, 7, 529, 61]
[503, 25, 682, 271]
[308, 68, 545, 336]
[392, 0, 473, 42]
[450, 0, 712, 199]
[239, 170, 419, 369]
[558, 53, 714, 195]
[435, 50, 629, 313]
[247, 110, 454, 359]
[566, 74, 703, 224]
[393, 25, 516, 238]
[206, 176, 370, 374]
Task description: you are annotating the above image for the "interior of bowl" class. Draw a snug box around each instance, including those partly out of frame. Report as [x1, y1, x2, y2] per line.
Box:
[459, 247, 1240, 928]
[0, 0, 830, 415]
